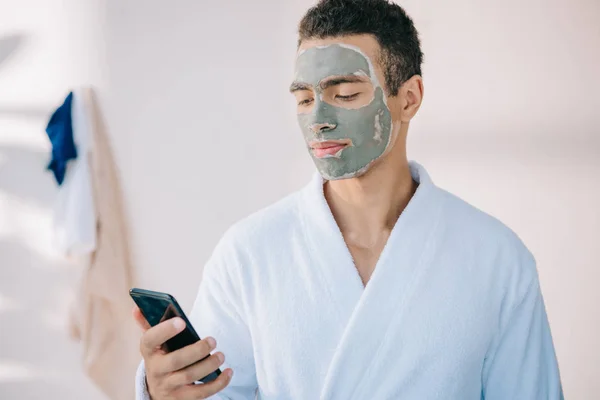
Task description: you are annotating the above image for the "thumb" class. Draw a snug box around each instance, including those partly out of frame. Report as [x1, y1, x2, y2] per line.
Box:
[132, 305, 152, 331]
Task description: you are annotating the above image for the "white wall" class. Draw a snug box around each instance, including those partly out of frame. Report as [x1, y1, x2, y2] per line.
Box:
[101, 0, 307, 303]
[0, 0, 108, 399]
[1, 0, 599, 398]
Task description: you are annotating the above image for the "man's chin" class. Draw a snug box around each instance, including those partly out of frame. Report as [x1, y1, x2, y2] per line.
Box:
[316, 164, 370, 181]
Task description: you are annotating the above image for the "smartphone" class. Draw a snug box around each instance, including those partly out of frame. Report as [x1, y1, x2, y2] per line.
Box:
[129, 288, 221, 383]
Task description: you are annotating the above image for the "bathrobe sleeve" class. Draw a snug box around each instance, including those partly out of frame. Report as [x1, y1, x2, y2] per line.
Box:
[135, 232, 258, 400]
[482, 258, 563, 399]
[188, 233, 258, 399]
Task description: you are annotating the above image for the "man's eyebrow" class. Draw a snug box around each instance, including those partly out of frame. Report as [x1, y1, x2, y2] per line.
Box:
[320, 75, 369, 90]
[289, 75, 369, 93]
[289, 82, 313, 93]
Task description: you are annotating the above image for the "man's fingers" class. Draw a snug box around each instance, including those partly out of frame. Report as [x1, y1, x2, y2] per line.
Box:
[168, 352, 226, 388]
[140, 317, 186, 357]
[160, 337, 217, 374]
[132, 306, 151, 331]
[178, 369, 233, 400]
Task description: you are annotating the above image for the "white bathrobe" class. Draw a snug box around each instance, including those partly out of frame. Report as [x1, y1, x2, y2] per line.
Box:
[135, 162, 563, 400]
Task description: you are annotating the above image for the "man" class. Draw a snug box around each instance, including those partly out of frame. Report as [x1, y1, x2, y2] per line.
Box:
[134, 0, 563, 399]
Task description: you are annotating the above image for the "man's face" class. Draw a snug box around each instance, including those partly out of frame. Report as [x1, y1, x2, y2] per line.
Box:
[291, 36, 395, 180]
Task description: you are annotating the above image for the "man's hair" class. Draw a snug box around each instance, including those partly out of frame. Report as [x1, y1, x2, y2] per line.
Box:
[298, 0, 423, 96]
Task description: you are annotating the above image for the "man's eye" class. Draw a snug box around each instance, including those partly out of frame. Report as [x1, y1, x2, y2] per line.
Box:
[335, 93, 360, 101]
[299, 98, 314, 106]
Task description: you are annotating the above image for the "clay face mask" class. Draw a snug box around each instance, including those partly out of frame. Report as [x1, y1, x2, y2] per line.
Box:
[292, 44, 393, 180]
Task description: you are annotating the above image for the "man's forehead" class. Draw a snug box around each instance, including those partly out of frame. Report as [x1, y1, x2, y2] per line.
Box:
[294, 44, 374, 83]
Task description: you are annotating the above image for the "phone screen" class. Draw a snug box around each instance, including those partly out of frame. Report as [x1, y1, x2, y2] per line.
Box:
[159, 304, 200, 353]
[131, 291, 198, 352]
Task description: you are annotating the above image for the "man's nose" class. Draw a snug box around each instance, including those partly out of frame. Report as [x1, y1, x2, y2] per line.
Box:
[309, 123, 337, 134]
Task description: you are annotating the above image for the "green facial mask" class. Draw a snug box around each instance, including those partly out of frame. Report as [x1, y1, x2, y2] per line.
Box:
[294, 44, 393, 180]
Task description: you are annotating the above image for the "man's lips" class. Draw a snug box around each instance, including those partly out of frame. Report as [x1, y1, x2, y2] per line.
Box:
[309, 139, 352, 158]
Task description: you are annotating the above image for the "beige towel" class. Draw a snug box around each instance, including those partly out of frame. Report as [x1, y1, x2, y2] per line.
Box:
[68, 87, 139, 400]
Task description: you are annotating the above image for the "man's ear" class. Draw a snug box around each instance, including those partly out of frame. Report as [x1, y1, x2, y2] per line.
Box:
[398, 75, 424, 122]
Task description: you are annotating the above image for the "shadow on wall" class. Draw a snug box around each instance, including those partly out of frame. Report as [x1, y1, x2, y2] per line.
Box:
[0, 33, 49, 118]
[0, 145, 75, 398]
[0, 145, 55, 206]
[0, 238, 88, 399]
[0, 33, 26, 68]
[0, 107, 50, 119]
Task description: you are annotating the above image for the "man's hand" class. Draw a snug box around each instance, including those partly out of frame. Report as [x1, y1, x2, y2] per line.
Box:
[133, 306, 233, 400]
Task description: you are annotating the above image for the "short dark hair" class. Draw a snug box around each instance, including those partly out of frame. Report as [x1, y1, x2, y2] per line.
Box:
[298, 0, 423, 96]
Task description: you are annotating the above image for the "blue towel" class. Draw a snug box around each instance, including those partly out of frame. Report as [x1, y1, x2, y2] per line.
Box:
[45, 91, 77, 185]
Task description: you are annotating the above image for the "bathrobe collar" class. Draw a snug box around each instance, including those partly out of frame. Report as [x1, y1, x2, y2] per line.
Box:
[299, 161, 445, 399]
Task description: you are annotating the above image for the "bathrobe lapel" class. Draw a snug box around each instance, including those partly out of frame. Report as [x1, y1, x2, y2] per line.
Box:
[300, 172, 365, 332]
[300, 162, 444, 400]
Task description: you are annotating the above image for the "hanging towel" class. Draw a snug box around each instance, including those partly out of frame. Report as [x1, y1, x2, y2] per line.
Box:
[57, 87, 139, 400]
[51, 88, 97, 256]
[45, 91, 77, 185]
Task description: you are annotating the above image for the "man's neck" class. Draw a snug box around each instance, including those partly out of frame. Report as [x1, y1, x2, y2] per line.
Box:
[324, 150, 416, 248]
